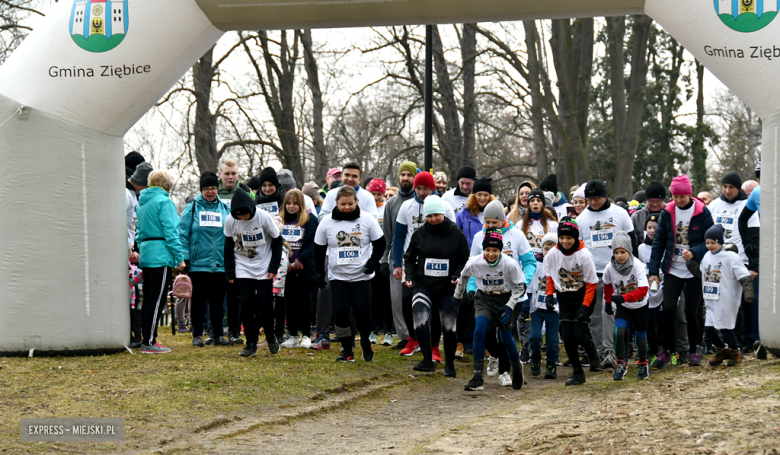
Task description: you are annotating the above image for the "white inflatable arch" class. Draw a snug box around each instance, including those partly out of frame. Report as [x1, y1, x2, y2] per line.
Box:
[1, 0, 778, 355]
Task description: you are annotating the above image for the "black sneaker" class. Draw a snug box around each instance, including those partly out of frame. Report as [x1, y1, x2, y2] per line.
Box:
[544, 364, 557, 379]
[192, 336, 205, 347]
[530, 361, 541, 377]
[519, 349, 530, 363]
[214, 336, 230, 346]
[229, 335, 244, 346]
[512, 363, 524, 390]
[239, 344, 257, 357]
[565, 370, 586, 386]
[204, 336, 214, 346]
[679, 350, 690, 364]
[268, 340, 280, 354]
[464, 345, 474, 355]
[563, 358, 573, 367]
[392, 339, 408, 351]
[413, 359, 436, 372]
[580, 354, 590, 367]
[362, 346, 374, 362]
[443, 363, 456, 378]
[464, 375, 484, 391]
[336, 352, 355, 362]
[754, 341, 768, 360]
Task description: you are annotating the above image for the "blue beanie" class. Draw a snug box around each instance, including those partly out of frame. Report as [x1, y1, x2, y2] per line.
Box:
[706, 225, 725, 245]
[423, 195, 446, 217]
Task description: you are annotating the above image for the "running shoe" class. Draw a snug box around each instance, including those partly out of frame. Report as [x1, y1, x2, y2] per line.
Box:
[651, 351, 670, 369]
[512, 362, 524, 390]
[498, 371, 512, 387]
[678, 350, 690, 365]
[564, 370, 586, 386]
[519, 349, 530, 363]
[362, 346, 374, 362]
[336, 352, 355, 362]
[754, 341, 768, 360]
[268, 340, 280, 354]
[399, 339, 420, 356]
[214, 336, 230, 346]
[580, 354, 591, 367]
[382, 333, 394, 346]
[727, 349, 742, 367]
[192, 336, 205, 348]
[669, 352, 679, 367]
[369, 332, 379, 344]
[178, 323, 189, 333]
[455, 343, 464, 358]
[637, 361, 649, 380]
[299, 336, 312, 349]
[486, 357, 499, 376]
[239, 344, 257, 357]
[544, 364, 557, 379]
[141, 342, 172, 354]
[464, 375, 484, 391]
[689, 353, 702, 367]
[392, 339, 408, 350]
[530, 361, 541, 377]
[599, 351, 617, 370]
[443, 363, 456, 378]
[204, 335, 214, 346]
[613, 360, 627, 380]
[281, 336, 299, 348]
[432, 347, 443, 364]
[413, 359, 436, 372]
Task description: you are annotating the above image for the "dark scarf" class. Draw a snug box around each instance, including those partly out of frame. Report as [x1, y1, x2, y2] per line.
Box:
[529, 210, 542, 220]
[454, 186, 468, 197]
[425, 217, 450, 235]
[588, 200, 612, 213]
[558, 239, 581, 256]
[332, 205, 361, 221]
[283, 211, 300, 225]
[256, 186, 285, 205]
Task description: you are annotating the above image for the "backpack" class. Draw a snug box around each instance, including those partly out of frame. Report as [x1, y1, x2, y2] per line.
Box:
[171, 274, 193, 299]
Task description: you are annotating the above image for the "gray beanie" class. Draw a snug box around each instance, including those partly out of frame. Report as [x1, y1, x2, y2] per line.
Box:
[543, 191, 555, 209]
[611, 230, 633, 255]
[277, 169, 296, 191]
[130, 162, 154, 186]
[484, 199, 505, 221]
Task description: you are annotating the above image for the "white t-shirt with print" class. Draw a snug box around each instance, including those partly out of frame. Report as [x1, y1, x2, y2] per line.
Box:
[528, 263, 558, 313]
[668, 204, 694, 279]
[554, 203, 573, 221]
[638, 243, 663, 309]
[396, 197, 456, 255]
[576, 205, 634, 272]
[543, 246, 598, 293]
[319, 186, 378, 220]
[315, 212, 383, 282]
[224, 210, 281, 280]
[470, 227, 533, 263]
[602, 258, 650, 310]
[442, 189, 468, 214]
[699, 249, 751, 329]
[708, 198, 760, 264]
[459, 253, 525, 295]
[377, 203, 386, 230]
[516, 218, 558, 255]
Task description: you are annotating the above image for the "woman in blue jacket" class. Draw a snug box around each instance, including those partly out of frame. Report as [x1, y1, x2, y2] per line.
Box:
[179, 172, 232, 348]
[136, 170, 185, 354]
[456, 177, 495, 248]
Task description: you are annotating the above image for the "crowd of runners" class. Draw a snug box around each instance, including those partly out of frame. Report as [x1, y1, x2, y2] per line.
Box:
[124, 152, 765, 391]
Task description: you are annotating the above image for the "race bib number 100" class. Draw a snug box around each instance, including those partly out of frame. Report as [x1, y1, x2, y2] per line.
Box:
[337, 246, 361, 265]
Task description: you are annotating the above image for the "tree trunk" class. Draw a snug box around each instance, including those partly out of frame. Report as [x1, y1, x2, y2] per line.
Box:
[300, 29, 327, 184]
[460, 23, 477, 168]
[690, 59, 708, 192]
[524, 20, 548, 179]
[609, 15, 652, 197]
[192, 46, 218, 175]
[431, 25, 464, 181]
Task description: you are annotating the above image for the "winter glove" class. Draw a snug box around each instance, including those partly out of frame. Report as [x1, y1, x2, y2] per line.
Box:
[520, 310, 530, 322]
[604, 300, 613, 315]
[363, 259, 376, 275]
[745, 243, 758, 257]
[380, 262, 391, 277]
[611, 294, 625, 305]
[317, 273, 328, 289]
[500, 306, 513, 326]
[575, 305, 590, 322]
[545, 295, 556, 312]
[452, 296, 462, 312]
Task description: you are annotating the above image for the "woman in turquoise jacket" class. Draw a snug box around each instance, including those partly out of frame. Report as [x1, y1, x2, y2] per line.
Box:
[178, 172, 232, 348]
[136, 170, 185, 354]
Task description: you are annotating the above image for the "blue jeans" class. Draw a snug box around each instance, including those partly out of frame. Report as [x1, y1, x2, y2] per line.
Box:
[529, 309, 560, 364]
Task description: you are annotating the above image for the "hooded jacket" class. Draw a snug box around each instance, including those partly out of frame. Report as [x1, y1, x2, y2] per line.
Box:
[136, 186, 184, 268]
[224, 188, 283, 280]
[456, 205, 485, 249]
[178, 193, 231, 273]
[255, 186, 286, 215]
[648, 199, 714, 276]
[283, 213, 319, 282]
[403, 218, 470, 292]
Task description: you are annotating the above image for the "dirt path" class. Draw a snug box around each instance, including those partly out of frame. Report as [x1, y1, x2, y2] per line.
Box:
[154, 357, 780, 454]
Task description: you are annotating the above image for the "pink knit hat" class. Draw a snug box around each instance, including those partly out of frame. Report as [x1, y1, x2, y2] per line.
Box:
[670, 175, 692, 196]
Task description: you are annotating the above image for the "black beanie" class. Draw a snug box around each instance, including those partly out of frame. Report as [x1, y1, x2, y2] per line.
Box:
[615, 196, 628, 204]
[645, 212, 661, 228]
[721, 171, 742, 188]
[706, 225, 725, 245]
[456, 165, 477, 181]
[124, 151, 145, 172]
[539, 174, 558, 195]
[200, 171, 219, 190]
[634, 190, 646, 204]
[584, 179, 608, 198]
[258, 167, 280, 190]
[645, 181, 666, 200]
[246, 176, 261, 191]
[528, 188, 545, 203]
[558, 216, 580, 239]
[482, 228, 503, 251]
[473, 177, 493, 195]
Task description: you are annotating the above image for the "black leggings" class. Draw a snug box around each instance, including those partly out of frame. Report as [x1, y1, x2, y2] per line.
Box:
[372, 271, 393, 333]
[330, 279, 373, 353]
[706, 326, 739, 350]
[412, 287, 456, 364]
[647, 306, 663, 354]
[189, 272, 226, 338]
[662, 274, 703, 353]
[456, 291, 475, 346]
[237, 278, 275, 345]
[559, 289, 599, 373]
[141, 266, 172, 346]
[285, 276, 314, 338]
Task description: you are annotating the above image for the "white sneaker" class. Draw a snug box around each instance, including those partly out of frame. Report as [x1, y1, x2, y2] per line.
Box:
[487, 357, 499, 377]
[299, 336, 312, 349]
[281, 336, 299, 348]
[498, 371, 512, 387]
